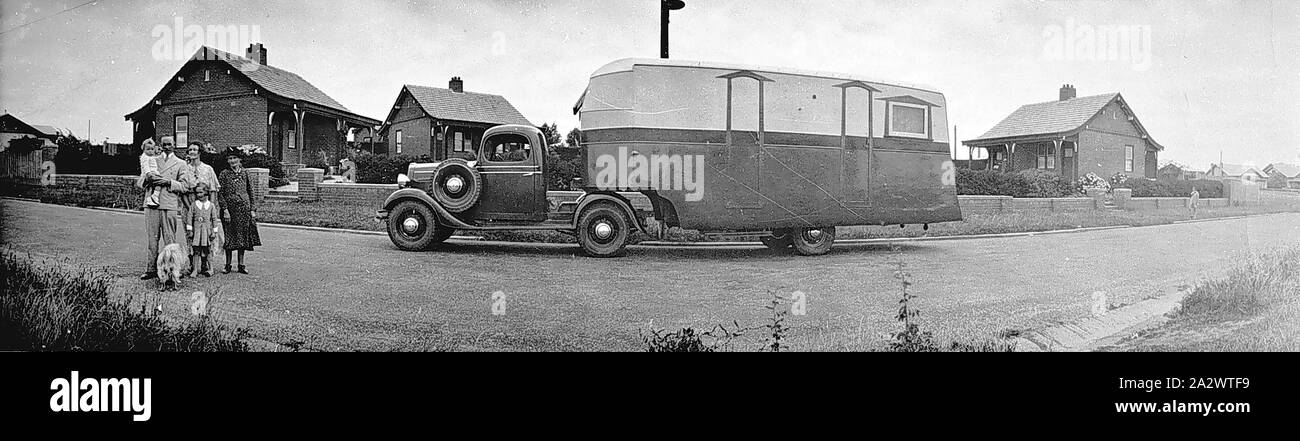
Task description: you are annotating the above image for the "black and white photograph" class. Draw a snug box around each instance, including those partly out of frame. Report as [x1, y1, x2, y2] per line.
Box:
[1, 0, 1296, 425]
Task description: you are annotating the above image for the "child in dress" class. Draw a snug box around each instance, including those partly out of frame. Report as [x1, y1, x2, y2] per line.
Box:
[185, 183, 220, 277]
[137, 139, 162, 207]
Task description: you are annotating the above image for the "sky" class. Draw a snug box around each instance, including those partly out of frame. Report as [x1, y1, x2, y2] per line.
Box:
[2, 0, 1297, 169]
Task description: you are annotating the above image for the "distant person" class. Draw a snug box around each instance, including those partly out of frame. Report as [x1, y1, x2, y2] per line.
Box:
[218, 152, 261, 274]
[1188, 187, 1200, 219]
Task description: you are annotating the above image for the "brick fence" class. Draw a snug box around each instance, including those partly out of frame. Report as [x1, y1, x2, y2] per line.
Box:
[246, 168, 269, 205]
[52, 174, 138, 188]
[318, 182, 399, 207]
[958, 194, 1231, 215]
[957, 196, 1097, 215]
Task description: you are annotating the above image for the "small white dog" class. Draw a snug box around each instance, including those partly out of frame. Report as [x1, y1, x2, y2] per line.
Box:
[155, 243, 187, 291]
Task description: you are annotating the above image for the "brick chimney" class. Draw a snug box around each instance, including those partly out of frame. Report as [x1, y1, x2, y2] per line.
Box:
[1059, 84, 1076, 101]
[449, 76, 464, 93]
[246, 43, 267, 66]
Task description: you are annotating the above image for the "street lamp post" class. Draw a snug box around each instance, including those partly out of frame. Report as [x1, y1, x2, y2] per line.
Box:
[660, 0, 685, 59]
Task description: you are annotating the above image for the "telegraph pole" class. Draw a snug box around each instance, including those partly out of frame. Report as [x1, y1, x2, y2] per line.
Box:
[660, 0, 685, 58]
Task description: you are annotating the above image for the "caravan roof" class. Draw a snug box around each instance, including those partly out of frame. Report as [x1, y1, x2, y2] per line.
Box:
[587, 58, 942, 93]
[575, 58, 948, 142]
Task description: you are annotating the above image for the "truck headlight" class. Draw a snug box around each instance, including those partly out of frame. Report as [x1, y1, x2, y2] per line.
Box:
[397, 173, 410, 186]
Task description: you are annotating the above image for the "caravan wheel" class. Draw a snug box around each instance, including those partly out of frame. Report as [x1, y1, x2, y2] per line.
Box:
[791, 226, 836, 256]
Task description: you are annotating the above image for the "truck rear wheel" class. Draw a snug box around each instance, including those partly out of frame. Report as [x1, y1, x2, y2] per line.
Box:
[576, 202, 631, 257]
[791, 226, 835, 256]
[760, 229, 793, 251]
[387, 200, 454, 251]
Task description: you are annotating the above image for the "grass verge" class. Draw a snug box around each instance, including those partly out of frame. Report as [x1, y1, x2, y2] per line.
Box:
[0, 249, 249, 351]
[1110, 248, 1300, 351]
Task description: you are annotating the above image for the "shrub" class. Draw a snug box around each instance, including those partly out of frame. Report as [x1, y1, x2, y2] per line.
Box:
[0, 251, 248, 351]
[641, 292, 791, 352]
[1015, 169, 1074, 198]
[354, 152, 420, 184]
[1075, 172, 1110, 194]
[956, 169, 1005, 196]
[1109, 172, 1130, 187]
[956, 169, 1074, 197]
[544, 147, 583, 191]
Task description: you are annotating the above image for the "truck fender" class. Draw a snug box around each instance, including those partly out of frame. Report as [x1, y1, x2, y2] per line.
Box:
[380, 188, 476, 229]
[574, 193, 648, 234]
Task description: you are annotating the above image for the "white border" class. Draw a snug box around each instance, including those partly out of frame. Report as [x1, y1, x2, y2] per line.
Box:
[887, 101, 929, 139]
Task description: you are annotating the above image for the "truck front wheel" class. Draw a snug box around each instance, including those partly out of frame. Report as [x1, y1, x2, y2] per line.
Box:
[791, 226, 835, 256]
[387, 200, 454, 251]
[576, 202, 631, 257]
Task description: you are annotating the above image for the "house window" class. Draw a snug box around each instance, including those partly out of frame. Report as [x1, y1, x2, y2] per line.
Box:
[453, 132, 464, 152]
[1036, 152, 1055, 169]
[204, 70, 210, 82]
[287, 130, 296, 149]
[174, 115, 188, 147]
[886, 101, 929, 139]
[396, 130, 403, 154]
[1124, 145, 1134, 172]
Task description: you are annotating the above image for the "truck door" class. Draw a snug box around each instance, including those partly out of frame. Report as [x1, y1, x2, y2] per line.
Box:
[720, 71, 768, 209]
[476, 131, 546, 221]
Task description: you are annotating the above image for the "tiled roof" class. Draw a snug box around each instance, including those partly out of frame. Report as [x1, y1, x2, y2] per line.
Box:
[1214, 163, 1264, 177]
[29, 124, 60, 137]
[1265, 163, 1300, 178]
[403, 85, 532, 126]
[200, 47, 351, 112]
[969, 93, 1118, 142]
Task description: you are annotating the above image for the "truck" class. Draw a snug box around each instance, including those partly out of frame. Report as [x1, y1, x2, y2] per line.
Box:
[377, 58, 962, 257]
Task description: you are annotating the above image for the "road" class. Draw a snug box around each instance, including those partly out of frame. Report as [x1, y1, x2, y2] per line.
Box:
[3, 198, 1299, 351]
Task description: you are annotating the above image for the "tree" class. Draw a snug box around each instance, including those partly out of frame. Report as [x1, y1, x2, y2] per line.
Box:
[565, 128, 583, 148]
[536, 122, 561, 148]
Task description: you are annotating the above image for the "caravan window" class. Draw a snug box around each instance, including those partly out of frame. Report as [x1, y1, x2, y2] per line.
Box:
[887, 102, 928, 139]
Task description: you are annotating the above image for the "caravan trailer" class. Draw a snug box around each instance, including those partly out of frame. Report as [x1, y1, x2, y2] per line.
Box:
[379, 58, 961, 257]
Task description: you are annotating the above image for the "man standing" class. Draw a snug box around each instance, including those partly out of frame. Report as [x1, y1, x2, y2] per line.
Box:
[140, 136, 195, 280]
[1188, 187, 1200, 220]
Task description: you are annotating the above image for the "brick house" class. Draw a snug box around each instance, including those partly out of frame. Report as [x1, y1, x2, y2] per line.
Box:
[1207, 163, 1267, 183]
[963, 85, 1165, 181]
[1262, 163, 1300, 189]
[1157, 163, 1207, 181]
[125, 44, 380, 169]
[378, 77, 531, 160]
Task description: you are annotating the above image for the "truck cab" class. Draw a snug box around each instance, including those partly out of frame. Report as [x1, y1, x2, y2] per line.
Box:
[377, 124, 650, 257]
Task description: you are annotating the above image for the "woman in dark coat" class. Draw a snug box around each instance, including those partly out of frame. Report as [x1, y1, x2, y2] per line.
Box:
[218, 152, 262, 274]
